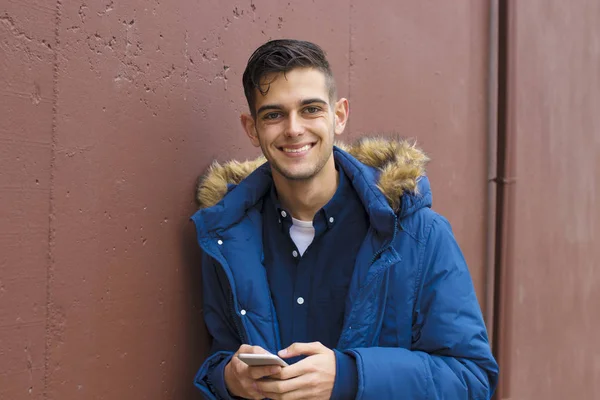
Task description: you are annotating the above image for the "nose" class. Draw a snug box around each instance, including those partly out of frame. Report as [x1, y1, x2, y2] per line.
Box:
[285, 112, 304, 137]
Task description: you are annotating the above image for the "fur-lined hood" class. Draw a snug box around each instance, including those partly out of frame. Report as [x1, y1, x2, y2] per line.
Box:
[196, 138, 430, 213]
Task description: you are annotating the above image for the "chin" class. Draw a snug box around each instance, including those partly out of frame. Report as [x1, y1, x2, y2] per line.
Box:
[284, 173, 317, 181]
[274, 165, 318, 181]
[280, 170, 317, 181]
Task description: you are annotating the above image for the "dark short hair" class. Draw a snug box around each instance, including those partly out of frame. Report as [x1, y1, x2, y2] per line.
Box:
[242, 39, 337, 116]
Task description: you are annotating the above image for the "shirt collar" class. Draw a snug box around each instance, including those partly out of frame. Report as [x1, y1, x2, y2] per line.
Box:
[269, 162, 349, 232]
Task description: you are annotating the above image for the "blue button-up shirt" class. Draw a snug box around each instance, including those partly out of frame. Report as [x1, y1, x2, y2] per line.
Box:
[262, 164, 370, 398]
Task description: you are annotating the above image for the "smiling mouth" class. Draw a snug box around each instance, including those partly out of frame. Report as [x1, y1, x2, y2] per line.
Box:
[281, 144, 313, 153]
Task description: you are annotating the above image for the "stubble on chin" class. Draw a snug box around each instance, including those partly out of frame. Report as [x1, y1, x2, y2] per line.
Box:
[271, 162, 315, 181]
[271, 148, 333, 182]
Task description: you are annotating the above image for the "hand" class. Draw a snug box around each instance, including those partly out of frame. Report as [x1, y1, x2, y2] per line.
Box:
[225, 344, 284, 399]
[256, 342, 336, 400]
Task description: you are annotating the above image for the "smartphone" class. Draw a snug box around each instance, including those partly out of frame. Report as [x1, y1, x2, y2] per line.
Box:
[238, 353, 289, 367]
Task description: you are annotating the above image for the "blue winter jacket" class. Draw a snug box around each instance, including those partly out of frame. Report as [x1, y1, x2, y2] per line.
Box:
[191, 138, 499, 399]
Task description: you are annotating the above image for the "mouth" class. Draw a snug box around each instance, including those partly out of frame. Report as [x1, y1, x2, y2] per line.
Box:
[278, 143, 315, 156]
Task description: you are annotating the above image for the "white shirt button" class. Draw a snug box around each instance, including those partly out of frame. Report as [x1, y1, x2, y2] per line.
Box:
[240, 309, 247, 316]
[217, 239, 223, 245]
[329, 217, 334, 223]
[281, 210, 287, 218]
[292, 250, 298, 258]
[297, 297, 304, 305]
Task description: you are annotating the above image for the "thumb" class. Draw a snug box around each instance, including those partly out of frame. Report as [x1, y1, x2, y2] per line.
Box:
[278, 342, 327, 358]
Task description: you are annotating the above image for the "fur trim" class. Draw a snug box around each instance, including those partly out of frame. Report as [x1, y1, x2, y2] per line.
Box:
[196, 156, 266, 209]
[196, 138, 429, 212]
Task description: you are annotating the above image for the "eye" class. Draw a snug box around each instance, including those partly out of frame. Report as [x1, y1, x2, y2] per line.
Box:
[304, 106, 320, 114]
[263, 112, 282, 120]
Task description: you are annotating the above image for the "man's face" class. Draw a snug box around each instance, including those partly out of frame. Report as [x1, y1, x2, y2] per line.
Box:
[242, 68, 348, 182]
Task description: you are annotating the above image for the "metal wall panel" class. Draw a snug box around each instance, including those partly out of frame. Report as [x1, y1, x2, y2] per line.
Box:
[497, 1, 600, 398]
[0, 0, 55, 398]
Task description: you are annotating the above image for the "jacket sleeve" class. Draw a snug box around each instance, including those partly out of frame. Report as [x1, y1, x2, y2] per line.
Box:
[346, 216, 499, 400]
[194, 252, 243, 400]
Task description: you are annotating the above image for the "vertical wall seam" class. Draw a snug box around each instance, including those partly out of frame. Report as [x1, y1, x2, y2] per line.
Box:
[43, 1, 62, 398]
[484, 0, 499, 339]
[492, 0, 515, 398]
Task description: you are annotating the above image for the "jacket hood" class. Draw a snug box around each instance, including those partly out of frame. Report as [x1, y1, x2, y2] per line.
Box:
[196, 137, 430, 215]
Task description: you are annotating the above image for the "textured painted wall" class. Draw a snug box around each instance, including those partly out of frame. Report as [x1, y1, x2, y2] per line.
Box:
[1, 1, 491, 398]
[498, 0, 600, 398]
[1, 1, 56, 399]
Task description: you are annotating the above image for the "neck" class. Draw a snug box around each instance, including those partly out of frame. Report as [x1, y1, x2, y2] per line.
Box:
[273, 156, 339, 221]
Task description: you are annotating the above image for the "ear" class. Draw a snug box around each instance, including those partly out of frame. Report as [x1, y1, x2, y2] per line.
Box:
[241, 113, 260, 147]
[333, 98, 349, 135]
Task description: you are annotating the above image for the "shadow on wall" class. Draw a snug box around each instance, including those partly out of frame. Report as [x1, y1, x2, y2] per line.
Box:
[181, 215, 210, 399]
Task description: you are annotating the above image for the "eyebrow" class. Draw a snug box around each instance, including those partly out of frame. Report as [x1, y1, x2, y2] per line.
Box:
[256, 98, 329, 116]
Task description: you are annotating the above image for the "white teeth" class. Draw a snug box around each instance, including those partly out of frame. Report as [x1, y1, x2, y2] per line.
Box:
[282, 144, 311, 153]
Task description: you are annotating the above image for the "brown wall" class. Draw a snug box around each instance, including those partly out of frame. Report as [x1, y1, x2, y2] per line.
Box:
[1, 0, 54, 398]
[494, 1, 600, 398]
[2, 0, 598, 399]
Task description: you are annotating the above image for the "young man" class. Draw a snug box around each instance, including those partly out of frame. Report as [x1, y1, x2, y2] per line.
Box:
[191, 39, 498, 399]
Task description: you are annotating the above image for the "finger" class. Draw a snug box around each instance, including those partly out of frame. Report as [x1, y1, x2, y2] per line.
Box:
[270, 388, 322, 400]
[227, 358, 263, 399]
[230, 355, 249, 376]
[238, 344, 269, 355]
[257, 374, 312, 396]
[242, 382, 264, 400]
[251, 345, 271, 354]
[248, 383, 265, 400]
[278, 342, 326, 358]
[261, 389, 311, 400]
[247, 365, 282, 380]
[237, 344, 254, 355]
[276, 356, 319, 380]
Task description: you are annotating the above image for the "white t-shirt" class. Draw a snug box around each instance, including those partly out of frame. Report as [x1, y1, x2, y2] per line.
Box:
[290, 217, 315, 256]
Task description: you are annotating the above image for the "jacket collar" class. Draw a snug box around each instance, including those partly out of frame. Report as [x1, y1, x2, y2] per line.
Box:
[193, 138, 432, 238]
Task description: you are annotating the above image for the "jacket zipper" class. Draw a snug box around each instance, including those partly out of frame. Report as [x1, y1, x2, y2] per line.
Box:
[368, 222, 398, 265]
